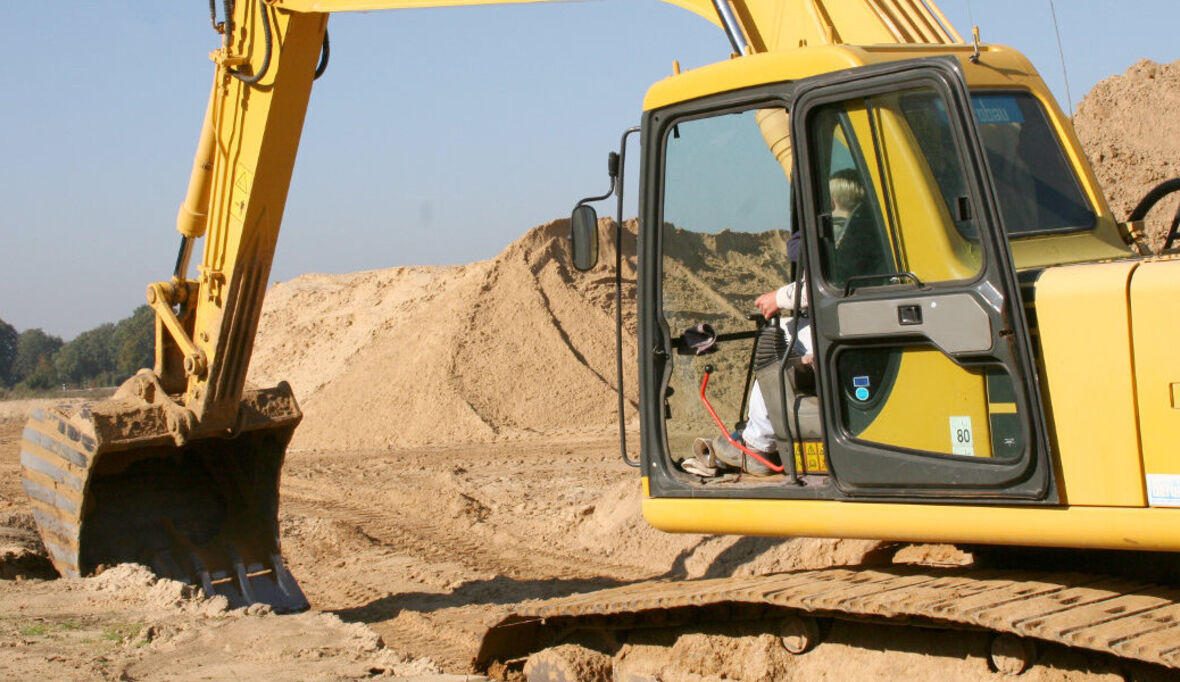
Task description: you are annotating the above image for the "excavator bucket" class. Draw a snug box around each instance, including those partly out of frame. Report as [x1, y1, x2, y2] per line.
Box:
[19, 381, 308, 612]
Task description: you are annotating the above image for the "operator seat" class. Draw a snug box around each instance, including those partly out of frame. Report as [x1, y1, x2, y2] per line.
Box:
[752, 321, 822, 457]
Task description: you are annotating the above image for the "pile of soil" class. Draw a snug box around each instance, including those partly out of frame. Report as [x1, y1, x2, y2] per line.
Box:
[1074, 58, 1180, 247]
[249, 218, 787, 451]
[250, 218, 640, 450]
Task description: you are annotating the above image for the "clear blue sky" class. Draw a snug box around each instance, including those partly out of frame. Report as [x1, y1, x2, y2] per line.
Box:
[1, 0, 1176, 339]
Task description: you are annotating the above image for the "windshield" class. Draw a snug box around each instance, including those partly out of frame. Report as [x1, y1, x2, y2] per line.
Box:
[901, 91, 1096, 237]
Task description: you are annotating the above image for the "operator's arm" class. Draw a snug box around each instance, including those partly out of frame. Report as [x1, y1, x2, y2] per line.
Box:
[753, 280, 809, 320]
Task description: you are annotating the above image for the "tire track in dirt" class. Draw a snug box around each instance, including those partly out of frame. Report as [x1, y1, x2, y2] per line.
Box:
[276, 441, 659, 670]
[281, 463, 647, 583]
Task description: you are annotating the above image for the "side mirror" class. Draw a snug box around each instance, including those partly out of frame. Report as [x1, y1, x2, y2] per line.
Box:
[570, 204, 600, 271]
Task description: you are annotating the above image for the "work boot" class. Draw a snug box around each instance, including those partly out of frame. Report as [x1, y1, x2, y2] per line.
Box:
[680, 438, 719, 477]
[711, 435, 780, 476]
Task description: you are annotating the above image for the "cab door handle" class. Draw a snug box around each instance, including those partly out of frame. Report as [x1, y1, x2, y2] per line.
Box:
[897, 304, 923, 325]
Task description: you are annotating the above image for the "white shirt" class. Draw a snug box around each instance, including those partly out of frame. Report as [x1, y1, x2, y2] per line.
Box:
[774, 278, 809, 312]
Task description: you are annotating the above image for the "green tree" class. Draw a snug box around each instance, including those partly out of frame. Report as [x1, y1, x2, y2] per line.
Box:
[113, 305, 155, 378]
[20, 355, 59, 391]
[11, 328, 63, 386]
[0, 317, 16, 387]
[55, 323, 116, 387]
[3, 308, 155, 391]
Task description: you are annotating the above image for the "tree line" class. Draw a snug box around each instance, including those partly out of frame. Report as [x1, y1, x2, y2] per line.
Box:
[0, 306, 154, 395]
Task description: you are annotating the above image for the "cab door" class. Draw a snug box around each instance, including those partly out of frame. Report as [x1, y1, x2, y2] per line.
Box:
[790, 57, 1054, 501]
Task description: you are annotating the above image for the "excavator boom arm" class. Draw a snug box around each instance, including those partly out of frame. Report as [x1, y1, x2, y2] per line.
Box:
[273, 0, 960, 50]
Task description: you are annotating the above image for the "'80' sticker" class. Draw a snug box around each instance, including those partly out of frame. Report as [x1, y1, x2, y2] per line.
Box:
[949, 416, 975, 456]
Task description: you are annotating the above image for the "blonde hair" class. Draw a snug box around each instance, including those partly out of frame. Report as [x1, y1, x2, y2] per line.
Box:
[829, 168, 865, 211]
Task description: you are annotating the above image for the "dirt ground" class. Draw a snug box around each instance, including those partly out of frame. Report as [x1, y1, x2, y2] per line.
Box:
[2, 59, 1178, 681]
[0, 410, 1157, 681]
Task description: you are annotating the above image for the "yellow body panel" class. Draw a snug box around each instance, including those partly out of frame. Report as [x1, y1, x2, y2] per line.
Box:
[1130, 259, 1180, 507]
[855, 348, 993, 456]
[642, 486, 1180, 551]
[645, 44, 865, 111]
[871, 102, 980, 282]
[840, 100, 979, 283]
[1035, 261, 1146, 507]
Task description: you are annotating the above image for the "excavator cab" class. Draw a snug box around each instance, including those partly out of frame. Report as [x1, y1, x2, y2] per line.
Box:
[641, 55, 1058, 511]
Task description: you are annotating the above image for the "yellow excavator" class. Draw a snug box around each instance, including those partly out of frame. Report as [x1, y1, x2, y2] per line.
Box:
[20, 0, 1180, 676]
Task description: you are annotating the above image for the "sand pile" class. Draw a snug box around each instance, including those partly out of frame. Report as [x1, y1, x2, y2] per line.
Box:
[1074, 58, 1180, 247]
[251, 218, 639, 450]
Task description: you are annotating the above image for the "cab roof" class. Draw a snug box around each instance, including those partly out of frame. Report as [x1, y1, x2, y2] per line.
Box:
[643, 43, 1044, 111]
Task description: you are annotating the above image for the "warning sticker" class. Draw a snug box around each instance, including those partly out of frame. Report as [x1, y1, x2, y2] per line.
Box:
[1146, 474, 1180, 507]
[230, 164, 253, 220]
[949, 416, 974, 456]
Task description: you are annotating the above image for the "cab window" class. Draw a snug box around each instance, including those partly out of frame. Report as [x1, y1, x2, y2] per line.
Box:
[808, 86, 984, 291]
[900, 91, 1096, 237]
[659, 108, 795, 454]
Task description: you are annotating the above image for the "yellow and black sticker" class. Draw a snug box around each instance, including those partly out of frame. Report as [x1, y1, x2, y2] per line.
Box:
[230, 164, 253, 220]
[793, 440, 827, 474]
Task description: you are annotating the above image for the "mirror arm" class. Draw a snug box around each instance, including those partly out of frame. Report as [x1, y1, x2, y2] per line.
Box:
[574, 156, 618, 209]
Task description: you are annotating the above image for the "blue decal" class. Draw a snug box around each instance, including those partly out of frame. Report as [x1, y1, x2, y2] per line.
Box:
[972, 95, 1025, 125]
[854, 387, 870, 402]
[853, 375, 870, 388]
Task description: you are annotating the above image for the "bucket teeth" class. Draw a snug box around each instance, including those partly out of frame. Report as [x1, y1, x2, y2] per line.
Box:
[189, 554, 218, 599]
[269, 551, 303, 601]
[150, 551, 186, 582]
[226, 545, 257, 604]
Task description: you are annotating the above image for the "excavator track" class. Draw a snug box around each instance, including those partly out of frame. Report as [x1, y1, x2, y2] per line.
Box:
[476, 565, 1180, 673]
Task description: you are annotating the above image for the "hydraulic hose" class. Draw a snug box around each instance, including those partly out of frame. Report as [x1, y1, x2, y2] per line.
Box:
[1128, 178, 1180, 222]
[228, 0, 274, 85]
[314, 30, 331, 80]
[1127, 178, 1180, 251]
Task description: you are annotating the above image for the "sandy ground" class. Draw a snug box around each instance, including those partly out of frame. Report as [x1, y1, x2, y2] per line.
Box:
[2, 59, 1177, 681]
[0, 411, 1157, 681]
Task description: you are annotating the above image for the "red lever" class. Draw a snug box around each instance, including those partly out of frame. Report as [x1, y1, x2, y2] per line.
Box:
[699, 368, 784, 473]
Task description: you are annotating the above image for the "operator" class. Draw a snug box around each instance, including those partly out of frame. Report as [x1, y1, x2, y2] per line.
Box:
[682, 169, 865, 477]
[827, 167, 867, 246]
[751, 167, 865, 321]
[740, 231, 814, 464]
[679, 230, 810, 477]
